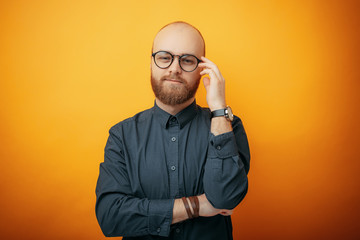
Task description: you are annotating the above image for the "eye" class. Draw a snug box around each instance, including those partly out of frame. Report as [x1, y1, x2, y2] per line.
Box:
[184, 59, 195, 64]
[156, 55, 172, 62]
[181, 56, 196, 65]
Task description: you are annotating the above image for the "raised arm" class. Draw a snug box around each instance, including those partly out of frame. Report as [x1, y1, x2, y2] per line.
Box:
[199, 56, 250, 209]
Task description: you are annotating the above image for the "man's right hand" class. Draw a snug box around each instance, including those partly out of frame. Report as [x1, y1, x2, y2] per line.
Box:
[172, 194, 233, 224]
[198, 194, 233, 217]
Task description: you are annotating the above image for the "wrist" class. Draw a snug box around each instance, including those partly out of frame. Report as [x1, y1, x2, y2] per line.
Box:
[172, 199, 188, 224]
[209, 104, 226, 112]
[180, 196, 200, 220]
[182, 197, 194, 219]
[188, 196, 200, 218]
[208, 100, 226, 112]
[211, 117, 232, 136]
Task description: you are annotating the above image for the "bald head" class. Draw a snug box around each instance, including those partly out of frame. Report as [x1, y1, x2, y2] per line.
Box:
[152, 21, 205, 57]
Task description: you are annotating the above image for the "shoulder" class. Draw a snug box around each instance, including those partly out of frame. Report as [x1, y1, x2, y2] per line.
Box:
[108, 107, 154, 135]
[196, 104, 211, 118]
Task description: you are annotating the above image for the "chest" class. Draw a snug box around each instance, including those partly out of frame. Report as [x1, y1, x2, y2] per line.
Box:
[123, 120, 210, 198]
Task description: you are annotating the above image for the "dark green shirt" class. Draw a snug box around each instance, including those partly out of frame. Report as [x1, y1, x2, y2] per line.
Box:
[95, 100, 250, 239]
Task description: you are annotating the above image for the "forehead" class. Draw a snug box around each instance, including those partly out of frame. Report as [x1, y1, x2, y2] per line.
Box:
[153, 25, 204, 57]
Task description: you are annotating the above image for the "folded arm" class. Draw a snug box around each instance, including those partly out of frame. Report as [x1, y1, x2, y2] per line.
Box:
[95, 128, 174, 237]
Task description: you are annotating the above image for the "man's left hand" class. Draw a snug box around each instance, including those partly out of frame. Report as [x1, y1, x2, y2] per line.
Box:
[199, 57, 227, 111]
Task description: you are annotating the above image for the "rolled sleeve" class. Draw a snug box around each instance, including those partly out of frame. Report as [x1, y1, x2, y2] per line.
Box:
[148, 199, 174, 237]
[203, 116, 250, 210]
[208, 131, 239, 159]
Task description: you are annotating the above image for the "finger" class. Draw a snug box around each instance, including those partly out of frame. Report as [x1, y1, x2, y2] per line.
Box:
[200, 56, 215, 65]
[200, 68, 218, 77]
[200, 57, 222, 75]
[198, 62, 219, 73]
[203, 77, 210, 91]
[219, 212, 232, 216]
[198, 60, 223, 81]
[200, 69, 223, 85]
[199, 64, 222, 81]
[198, 61, 217, 70]
[199, 68, 211, 75]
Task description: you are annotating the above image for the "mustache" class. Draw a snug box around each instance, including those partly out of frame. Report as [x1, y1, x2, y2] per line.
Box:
[161, 75, 185, 83]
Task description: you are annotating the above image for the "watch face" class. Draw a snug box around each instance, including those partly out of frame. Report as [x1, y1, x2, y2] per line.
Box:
[226, 106, 234, 121]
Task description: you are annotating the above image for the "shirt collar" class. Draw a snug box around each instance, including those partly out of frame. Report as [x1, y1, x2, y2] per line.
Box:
[153, 100, 198, 129]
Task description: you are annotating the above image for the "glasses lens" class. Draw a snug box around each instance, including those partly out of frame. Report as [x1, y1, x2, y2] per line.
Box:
[180, 55, 198, 72]
[154, 52, 173, 68]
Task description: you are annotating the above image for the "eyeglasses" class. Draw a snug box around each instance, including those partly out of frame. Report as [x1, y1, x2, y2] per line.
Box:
[152, 51, 202, 72]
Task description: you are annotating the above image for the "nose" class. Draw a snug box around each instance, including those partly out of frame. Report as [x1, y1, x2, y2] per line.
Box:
[168, 56, 182, 74]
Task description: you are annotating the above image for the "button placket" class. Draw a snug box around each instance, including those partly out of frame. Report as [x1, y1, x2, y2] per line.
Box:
[167, 119, 179, 198]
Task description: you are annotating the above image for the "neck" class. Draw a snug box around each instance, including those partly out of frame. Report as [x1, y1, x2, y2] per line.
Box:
[155, 97, 195, 116]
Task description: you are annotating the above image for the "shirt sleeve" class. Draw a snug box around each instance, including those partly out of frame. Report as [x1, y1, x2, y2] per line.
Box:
[203, 116, 250, 209]
[95, 126, 174, 237]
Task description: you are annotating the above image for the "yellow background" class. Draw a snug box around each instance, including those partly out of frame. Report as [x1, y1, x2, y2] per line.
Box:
[1, 0, 359, 239]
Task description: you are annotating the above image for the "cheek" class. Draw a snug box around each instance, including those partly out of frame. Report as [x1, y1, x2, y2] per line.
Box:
[151, 65, 162, 79]
[192, 67, 202, 76]
[188, 70, 201, 82]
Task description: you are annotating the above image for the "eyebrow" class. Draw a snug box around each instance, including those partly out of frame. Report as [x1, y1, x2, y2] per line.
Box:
[157, 50, 198, 57]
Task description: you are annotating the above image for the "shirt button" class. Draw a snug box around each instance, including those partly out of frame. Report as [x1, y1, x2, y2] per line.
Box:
[157, 227, 161, 233]
[171, 166, 176, 171]
[176, 228, 180, 233]
[217, 145, 221, 150]
[171, 137, 176, 142]
[171, 118, 176, 122]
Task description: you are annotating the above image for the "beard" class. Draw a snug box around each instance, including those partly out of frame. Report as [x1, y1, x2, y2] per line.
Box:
[151, 73, 201, 106]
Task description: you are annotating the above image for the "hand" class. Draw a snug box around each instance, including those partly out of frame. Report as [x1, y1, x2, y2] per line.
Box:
[197, 194, 233, 217]
[199, 57, 227, 111]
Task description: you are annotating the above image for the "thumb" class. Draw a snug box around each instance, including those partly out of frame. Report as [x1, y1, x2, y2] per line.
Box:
[203, 77, 210, 92]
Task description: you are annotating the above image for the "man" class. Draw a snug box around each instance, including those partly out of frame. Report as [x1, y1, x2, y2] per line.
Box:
[95, 21, 250, 239]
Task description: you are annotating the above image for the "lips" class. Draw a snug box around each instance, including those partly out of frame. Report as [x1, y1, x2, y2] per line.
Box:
[165, 78, 183, 83]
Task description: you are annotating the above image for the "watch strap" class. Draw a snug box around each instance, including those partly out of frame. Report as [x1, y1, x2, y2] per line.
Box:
[211, 108, 226, 118]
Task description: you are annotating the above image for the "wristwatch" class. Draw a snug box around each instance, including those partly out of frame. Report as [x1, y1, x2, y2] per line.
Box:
[211, 106, 234, 122]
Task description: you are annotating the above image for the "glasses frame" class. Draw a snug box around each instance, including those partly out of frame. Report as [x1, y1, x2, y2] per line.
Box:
[151, 51, 202, 72]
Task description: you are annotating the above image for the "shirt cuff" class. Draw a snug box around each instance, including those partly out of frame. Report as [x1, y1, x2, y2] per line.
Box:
[148, 199, 174, 237]
[208, 131, 238, 159]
